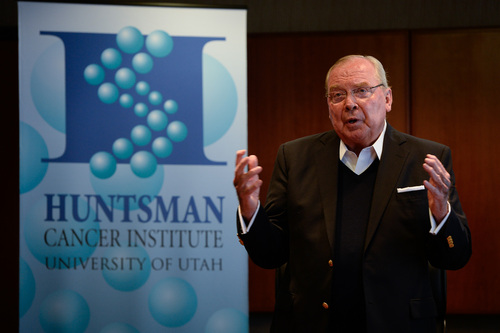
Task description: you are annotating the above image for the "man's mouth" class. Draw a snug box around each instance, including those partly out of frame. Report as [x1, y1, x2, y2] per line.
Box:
[347, 118, 358, 124]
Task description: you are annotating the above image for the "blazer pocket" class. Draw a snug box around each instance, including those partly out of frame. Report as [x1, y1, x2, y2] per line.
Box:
[410, 298, 437, 319]
[396, 188, 428, 202]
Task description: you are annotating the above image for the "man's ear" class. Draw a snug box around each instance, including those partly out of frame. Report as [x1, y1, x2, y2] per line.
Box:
[385, 88, 393, 113]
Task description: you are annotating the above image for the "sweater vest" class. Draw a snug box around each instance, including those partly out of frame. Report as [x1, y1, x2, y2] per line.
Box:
[330, 159, 379, 332]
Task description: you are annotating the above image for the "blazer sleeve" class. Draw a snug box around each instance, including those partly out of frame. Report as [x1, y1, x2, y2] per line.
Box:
[236, 205, 289, 269]
[236, 144, 290, 269]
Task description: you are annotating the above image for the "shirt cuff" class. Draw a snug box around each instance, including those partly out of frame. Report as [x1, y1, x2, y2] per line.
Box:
[429, 201, 451, 235]
[238, 201, 260, 234]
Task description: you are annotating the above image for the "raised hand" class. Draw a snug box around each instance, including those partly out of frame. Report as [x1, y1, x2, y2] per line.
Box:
[423, 154, 451, 222]
[233, 150, 263, 221]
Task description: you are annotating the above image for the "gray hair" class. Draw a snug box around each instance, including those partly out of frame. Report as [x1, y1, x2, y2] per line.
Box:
[325, 55, 389, 92]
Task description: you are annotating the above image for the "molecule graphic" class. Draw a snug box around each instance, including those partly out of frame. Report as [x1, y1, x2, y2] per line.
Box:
[83, 26, 187, 179]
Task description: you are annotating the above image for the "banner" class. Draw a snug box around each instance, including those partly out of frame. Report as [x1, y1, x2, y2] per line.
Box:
[19, 2, 247, 332]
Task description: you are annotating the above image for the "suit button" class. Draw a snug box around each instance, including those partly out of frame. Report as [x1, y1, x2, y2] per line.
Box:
[322, 302, 329, 309]
[328, 259, 333, 267]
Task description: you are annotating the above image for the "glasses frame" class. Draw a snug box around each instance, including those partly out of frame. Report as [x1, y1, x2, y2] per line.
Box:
[326, 83, 385, 104]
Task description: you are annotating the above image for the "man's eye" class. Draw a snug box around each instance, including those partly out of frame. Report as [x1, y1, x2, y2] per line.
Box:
[356, 87, 369, 94]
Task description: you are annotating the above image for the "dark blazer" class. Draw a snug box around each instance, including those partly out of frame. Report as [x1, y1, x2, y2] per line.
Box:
[237, 124, 471, 333]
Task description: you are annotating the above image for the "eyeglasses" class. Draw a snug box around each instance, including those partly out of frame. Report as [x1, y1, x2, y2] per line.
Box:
[326, 84, 385, 104]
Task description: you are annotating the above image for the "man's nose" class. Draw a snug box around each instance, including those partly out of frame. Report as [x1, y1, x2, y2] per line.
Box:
[344, 92, 358, 111]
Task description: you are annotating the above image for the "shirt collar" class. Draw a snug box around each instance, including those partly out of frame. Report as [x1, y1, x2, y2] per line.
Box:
[339, 121, 387, 160]
[339, 121, 387, 174]
[372, 120, 387, 159]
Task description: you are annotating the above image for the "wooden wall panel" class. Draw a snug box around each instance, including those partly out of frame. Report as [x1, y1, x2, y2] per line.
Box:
[411, 29, 500, 313]
[246, 31, 410, 312]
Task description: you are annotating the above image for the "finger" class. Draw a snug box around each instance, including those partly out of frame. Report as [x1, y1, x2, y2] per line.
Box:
[235, 160, 262, 181]
[242, 163, 263, 183]
[235, 150, 246, 168]
[241, 178, 263, 195]
[426, 155, 449, 181]
[235, 152, 250, 178]
[234, 157, 249, 186]
[248, 154, 259, 170]
[424, 180, 449, 203]
[423, 179, 439, 194]
[423, 155, 450, 188]
[425, 155, 449, 179]
[235, 173, 263, 204]
[234, 155, 262, 188]
[423, 164, 449, 191]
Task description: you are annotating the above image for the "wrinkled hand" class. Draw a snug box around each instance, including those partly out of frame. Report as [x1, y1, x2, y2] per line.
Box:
[423, 154, 450, 222]
[233, 150, 263, 221]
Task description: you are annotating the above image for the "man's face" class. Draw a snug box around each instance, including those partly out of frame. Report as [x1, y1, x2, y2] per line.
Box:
[326, 58, 392, 155]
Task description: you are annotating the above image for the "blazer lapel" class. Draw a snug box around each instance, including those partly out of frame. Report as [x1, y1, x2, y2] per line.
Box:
[314, 131, 340, 252]
[364, 125, 409, 252]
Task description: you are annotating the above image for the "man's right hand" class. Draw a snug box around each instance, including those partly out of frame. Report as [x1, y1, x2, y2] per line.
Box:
[233, 150, 263, 221]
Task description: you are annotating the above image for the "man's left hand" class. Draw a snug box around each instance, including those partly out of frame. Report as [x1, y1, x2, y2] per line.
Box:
[423, 154, 451, 222]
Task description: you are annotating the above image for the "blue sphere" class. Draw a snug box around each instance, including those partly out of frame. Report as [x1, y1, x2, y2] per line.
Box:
[130, 151, 157, 178]
[90, 161, 164, 210]
[98, 83, 119, 104]
[115, 68, 136, 89]
[148, 91, 163, 105]
[101, 48, 122, 69]
[30, 41, 65, 133]
[133, 102, 148, 117]
[119, 93, 134, 108]
[90, 151, 117, 179]
[24, 198, 99, 268]
[167, 121, 188, 142]
[205, 308, 249, 333]
[39, 290, 90, 333]
[83, 64, 104, 85]
[152, 137, 173, 158]
[112, 138, 134, 159]
[163, 99, 178, 114]
[149, 278, 197, 327]
[102, 246, 151, 291]
[19, 122, 49, 193]
[147, 110, 168, 131]
[135, 81, 150, 96]
[19, 258, 35, 317]
[130, 125, 152, 146]
[116, 26, 144, 54]
[146, 30, 174, 57]
[202, 54, 238, 146]
[132, 52, 153, 74]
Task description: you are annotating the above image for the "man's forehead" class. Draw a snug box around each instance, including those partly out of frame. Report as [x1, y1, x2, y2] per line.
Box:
[328, 60, 377, 87]
[328, 80, 371, 90]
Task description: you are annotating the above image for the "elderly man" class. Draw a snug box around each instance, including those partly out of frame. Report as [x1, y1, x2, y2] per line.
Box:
[234, 55, 471, 332]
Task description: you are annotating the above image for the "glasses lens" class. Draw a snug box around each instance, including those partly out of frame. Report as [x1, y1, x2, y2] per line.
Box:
[353, 87, 370, 99]
[329, 91, 345, 103]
